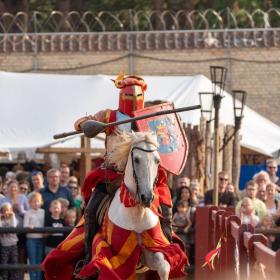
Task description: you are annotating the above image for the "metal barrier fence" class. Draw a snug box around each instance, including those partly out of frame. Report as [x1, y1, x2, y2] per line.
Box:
[0, 8, 279, 33]
[0, 28, 280, 53]
[0, 222, 280, 274]
[0, 227, 72, 272]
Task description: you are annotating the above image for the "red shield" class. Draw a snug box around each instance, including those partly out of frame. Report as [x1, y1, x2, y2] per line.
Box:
[133, 102, 188, 175]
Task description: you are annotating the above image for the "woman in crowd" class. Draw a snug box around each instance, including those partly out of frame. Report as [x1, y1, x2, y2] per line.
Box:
[18, 180, 30, 196]
[265, 182, 280, 218]
[0, 180, 30, 274]
[172, 186, 193, 214]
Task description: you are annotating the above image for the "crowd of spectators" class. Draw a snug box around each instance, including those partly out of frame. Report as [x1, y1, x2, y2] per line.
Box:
[0, 164, 83, 280]
[0, 157, 280, 278]
[171, 158, 280, 270]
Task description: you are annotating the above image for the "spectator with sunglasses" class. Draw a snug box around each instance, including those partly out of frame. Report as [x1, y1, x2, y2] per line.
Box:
[204, 171, 236, 207]
[266, 159, 280, 190]
[19, 180, 30, 196]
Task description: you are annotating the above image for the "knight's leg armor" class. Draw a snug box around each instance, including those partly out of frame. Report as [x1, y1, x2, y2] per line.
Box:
[159, 203, 173, 242]
[84, 183, 108, 263]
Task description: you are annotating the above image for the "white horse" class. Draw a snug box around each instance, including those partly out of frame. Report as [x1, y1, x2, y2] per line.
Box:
[108, 132, 171, 279]
[76, 131, 187, 280]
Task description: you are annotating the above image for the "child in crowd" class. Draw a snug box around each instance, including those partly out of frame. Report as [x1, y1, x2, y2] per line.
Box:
[257, 214, 276, 249]
[0, 202, 20, 280]
[44, 199, 65, 255]
[58, 197, 70, 219]
[172, 200, 192, 243]
[64, 208, 77, 227]
[239, 197, 260, 227]
[23, 192, 45, 280]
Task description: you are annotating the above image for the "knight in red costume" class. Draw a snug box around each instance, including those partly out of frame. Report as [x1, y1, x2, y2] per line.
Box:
[77, 74, 172, 264]
[43, 74, 173, 279]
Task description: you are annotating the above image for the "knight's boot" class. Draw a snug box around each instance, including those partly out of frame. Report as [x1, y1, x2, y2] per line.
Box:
[159, 203, 173, 242]
[84, 186, 108, 264]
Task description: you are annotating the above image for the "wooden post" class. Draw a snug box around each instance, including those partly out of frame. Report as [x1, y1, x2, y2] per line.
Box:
[80, 136, 91, 183]
[205, 121, 212, 191]
[195, 206, 218, 280]
[219, 212, 231, 278]
[232, 124, 241, 192]
[222, 125, 234, 182]
[225, 215, 241, 279]
[196, 125, 205, 191]
[213, 95, 222, 206]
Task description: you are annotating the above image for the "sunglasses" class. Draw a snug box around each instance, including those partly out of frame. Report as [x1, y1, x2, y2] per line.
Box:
[268, 166, 277, 169]
[20, 187, 28, 191]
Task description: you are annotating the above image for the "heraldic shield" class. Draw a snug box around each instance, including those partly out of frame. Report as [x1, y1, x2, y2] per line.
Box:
[133, 102, 188, 175]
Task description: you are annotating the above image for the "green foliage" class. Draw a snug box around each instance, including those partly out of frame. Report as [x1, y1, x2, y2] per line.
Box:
[26, 0, 280, 13]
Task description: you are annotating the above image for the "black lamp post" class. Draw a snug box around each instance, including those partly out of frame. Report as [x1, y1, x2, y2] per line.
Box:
[210, 66, 227, 206]
[199, 92, 214, 123]
[233, 90, 247, 130]
[232, 90, 247, 191]
[199, 92, 214, 192]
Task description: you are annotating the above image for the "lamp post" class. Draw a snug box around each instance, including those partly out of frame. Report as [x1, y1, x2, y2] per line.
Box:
[199, 92, 214, 192]
[232, 90, 247, 191]
[210, 66, 227, 206]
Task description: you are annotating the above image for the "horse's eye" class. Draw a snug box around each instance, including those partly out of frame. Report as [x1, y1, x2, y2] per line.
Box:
[134, 157, 140, 164]
[155, 158, 160, 165]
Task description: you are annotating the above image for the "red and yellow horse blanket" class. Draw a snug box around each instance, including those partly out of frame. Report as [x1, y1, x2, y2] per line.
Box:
[78, 214, 187, 280]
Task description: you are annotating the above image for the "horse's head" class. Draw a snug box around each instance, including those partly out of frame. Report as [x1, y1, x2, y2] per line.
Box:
[125, 132, 160, 208]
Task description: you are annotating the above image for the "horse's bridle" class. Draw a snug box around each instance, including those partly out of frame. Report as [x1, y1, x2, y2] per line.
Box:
[130, 145, 159, 203]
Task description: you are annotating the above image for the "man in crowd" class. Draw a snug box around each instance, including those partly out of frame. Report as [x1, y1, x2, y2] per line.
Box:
[40, 168, 74, 218]
[235, 180, 266, 219]
[204, 171, 236, 207]
[60, 164, 71, 187]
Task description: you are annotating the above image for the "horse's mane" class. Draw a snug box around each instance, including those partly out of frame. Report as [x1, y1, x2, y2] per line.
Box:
[106, 131, 158, 171]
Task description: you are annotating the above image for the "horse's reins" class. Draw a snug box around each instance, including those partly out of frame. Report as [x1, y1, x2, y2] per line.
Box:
[130, 145, 159, 203]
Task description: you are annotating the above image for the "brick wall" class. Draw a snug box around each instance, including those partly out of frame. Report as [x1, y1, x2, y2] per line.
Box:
[0, 47, 279, 125]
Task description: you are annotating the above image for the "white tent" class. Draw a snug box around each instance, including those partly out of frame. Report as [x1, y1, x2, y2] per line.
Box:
[0, 71, 280, 159]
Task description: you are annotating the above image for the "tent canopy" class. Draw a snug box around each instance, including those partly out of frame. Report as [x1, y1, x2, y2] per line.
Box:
[0, 71, 280, 158]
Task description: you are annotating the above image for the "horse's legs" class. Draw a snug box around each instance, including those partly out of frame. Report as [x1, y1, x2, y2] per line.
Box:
[143, 250, 170, 280]
[84, 184, 107, 263]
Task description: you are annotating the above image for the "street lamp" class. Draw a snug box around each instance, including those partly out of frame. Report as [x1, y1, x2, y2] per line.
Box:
[210, 66, 227, 206]
[199, 92, 214, 123]
[232, 90, 247, 191]
[199, 92, 214, 192]
[232, 90, 247, 130]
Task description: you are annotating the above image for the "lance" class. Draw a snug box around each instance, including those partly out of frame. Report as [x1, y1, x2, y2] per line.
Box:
[53, 104, 201, 140]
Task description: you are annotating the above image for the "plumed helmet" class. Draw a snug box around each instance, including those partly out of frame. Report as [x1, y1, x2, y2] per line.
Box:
[113, 73, 147, 117]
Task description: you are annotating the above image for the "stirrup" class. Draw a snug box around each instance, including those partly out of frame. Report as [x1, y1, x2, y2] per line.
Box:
[73, 259, 86, 276]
